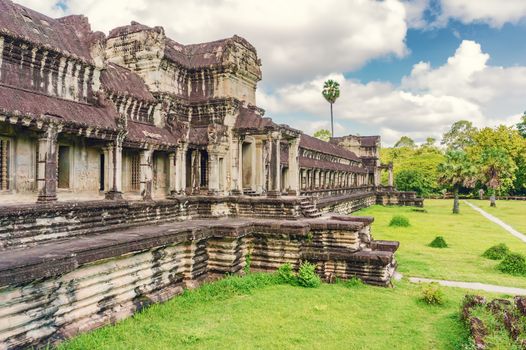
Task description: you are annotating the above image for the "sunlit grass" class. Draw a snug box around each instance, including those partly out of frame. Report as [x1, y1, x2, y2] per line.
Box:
[468, 199, 526, 234]
[356, 199, 526, 288]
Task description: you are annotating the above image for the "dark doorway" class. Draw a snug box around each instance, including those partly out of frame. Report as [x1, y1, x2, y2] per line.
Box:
[186, 150, 192, 190]
[99, 153, 105, 191]
[200, 150, 208, 188]
[58, 145, 70, 189]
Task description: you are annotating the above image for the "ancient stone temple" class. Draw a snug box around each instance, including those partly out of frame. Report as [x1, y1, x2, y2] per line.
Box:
[0, 1, 422, 348]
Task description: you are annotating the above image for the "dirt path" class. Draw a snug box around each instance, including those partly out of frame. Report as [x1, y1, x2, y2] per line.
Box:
[409, 277, 526, 295]
[464, 200, 526, 244]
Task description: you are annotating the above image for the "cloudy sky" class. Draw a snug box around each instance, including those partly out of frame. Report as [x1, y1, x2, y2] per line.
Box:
[16, 0, 526, 145]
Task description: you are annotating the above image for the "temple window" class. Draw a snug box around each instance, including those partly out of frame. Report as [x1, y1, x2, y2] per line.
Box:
[0, 138, 11, 191]
[130, 153, 140, 191]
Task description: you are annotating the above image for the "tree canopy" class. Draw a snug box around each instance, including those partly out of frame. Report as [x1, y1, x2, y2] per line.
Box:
[441, 120, 477, 150]
[394, 136, 416, 149]
[313, 129, 331, 142]
[322, 80, 340, 104]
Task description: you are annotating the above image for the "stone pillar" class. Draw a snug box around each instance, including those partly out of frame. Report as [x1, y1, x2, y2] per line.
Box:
[168, 152, 176, 194]
[37, 125, 59, 202]
[105, 133, 125, 200]
[374, 165, 380, 187]
[103, 145, 113, 192]
[231, 138, 242, 195]
[140, 149, 153, 200]
[388, 166, 394, 187]
[208, 153, 219, 195]
[267, 132, 281, 197]
[178, 144, 187, 194]
[287, 137, 300, 195]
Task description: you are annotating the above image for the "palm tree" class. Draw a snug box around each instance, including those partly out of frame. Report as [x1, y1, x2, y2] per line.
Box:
[480, 147, 516, 207]
[437, 150, 478, 214]
[322, 80, 340, 137]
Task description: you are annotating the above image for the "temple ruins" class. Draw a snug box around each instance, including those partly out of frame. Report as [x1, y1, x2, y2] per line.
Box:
[0, 1, 422, 348]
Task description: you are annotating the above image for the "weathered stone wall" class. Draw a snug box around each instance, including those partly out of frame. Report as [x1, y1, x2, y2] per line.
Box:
[12, 134, 37, 193]
[0, 36, 100, 103]
[0, 197, 304, 250]
[317, 193, 377, 215]
[0, 215, 397, 349]
[376, 191, 424, 207]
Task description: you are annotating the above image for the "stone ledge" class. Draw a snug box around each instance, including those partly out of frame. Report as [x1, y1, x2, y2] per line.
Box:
[0, 217, 376, 286]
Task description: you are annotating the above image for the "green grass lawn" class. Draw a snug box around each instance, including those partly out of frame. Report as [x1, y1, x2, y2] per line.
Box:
[59, 275, 475, 350]
[356, 199, 526, 288]
[467, 199, 526, 234]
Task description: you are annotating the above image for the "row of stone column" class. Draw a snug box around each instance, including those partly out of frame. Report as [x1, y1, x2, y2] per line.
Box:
[232, 133, 300, 197]
[36, 125, 185, 202]
[300, 168, 370, 191]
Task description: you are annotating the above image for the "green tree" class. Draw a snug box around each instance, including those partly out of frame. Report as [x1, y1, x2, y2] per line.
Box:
[437, 150, 478, 214]
[394, 169, 434, 197]
[479, 147, 517, 207]
[381, 144, 444, 194]
[424, 137, 436, 147]
[467, 125, 526, 196]
[313, 129, 331, 142]
[517, 111, 526, 138]
[322, 80, 340, 137]
[394, 136, 415, 149]
[441, 120, 477, 150]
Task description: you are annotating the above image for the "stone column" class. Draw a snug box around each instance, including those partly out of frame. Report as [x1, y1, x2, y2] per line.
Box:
[105, 133, 125, 200]
[178, 144, 187, 194]
[231, 138, 242, 195]
[287, 137, 300, 195]
[140, 149, 153, 200]
[37, 125, 59, 202]
[168, 152, 176, 195]
[208, 153, 219, 195]
[267, 132, 281, 197]
[388, 166, 394, 187]
[374, 167, 380, 187]
[103, 145, 113, 192]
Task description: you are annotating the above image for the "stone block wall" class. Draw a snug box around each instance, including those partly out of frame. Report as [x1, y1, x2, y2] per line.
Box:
[0, 209, 398, 349]
[376, 191, 424, 207]
[316, 193, 377, 215]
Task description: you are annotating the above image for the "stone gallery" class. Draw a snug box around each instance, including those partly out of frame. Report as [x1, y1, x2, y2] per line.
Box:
[0, 1, 423, 348]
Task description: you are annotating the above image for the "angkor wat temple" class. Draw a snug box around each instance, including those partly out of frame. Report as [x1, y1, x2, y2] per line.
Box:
[0, 1, 423, 348]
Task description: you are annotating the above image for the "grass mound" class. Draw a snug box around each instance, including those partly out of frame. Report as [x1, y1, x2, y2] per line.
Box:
[389, 215, 410, 227]
[497, 253, 526, 276]
[482, 243, 510, 260]
[429, 236, 448, 248]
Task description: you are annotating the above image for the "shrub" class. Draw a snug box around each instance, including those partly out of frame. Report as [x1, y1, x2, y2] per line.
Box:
[297, 261, 321, 288]
[243, 254, 252, 274]
[482, 243, 510, 260]
[277, 263, 296, 285]
[497, 253, 526, 276]
[429, 236, 448, 248]
[421, 283, 445, 305]
[344, 277, 365, 288]
[389, 215, 410, 227]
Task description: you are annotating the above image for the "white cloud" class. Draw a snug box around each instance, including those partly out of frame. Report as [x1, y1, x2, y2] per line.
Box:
[260, 40, 526, 145]
[439, 0, 526, 27]
[14, 0, 414, 86]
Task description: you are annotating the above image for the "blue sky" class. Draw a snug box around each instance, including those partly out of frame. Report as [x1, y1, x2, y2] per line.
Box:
[16, 0, 526, 145]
